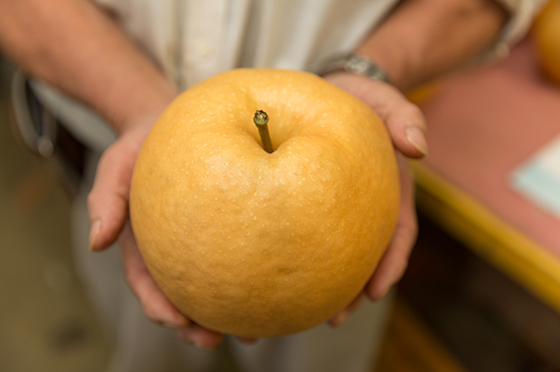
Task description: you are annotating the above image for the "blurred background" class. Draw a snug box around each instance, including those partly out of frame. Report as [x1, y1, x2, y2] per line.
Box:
[1, 2, 560, 371]
[0, 57, 111, 371]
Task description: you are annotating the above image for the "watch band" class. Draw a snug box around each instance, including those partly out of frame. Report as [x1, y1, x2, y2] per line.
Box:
[321, 53, 392, 84]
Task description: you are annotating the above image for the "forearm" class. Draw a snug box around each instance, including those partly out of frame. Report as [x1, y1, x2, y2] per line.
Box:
[357, 0, 508, 91]
[0, 0, 177, 133]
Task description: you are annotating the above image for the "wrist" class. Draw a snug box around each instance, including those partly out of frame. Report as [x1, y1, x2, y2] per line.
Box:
[354, 23, 416, 92]
[354, 0, 509, 92]
[102, 77, 178, 135]
[355, 44, 408, 91]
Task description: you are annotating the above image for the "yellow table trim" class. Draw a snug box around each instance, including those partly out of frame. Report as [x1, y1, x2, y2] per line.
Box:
[412, 161, 560, 313]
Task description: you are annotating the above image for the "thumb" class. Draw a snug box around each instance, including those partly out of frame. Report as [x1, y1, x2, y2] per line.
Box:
[371, 87, 428, 158]
[87, 130, 147, 251]
[323, 72, 428, 157]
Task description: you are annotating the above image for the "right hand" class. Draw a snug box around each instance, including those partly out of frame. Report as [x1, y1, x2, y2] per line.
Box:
[324, 71, 427, 326]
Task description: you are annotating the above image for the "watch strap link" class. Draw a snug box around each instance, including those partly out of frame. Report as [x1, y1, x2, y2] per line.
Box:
[321, 53, 392, 84]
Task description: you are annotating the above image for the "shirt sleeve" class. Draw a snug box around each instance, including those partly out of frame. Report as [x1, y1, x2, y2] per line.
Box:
[491, 0, 549, 57]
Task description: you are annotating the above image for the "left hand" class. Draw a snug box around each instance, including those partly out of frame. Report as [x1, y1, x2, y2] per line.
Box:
[323, 72, 427, 326]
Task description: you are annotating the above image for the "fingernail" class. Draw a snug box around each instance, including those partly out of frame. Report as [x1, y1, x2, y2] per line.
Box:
[178, 330, 214, 350]
[329, 311, 349, 328]
[405, 126, 428, 156]
[88, 219, 101, 251]
[188, 338, 214, 350]
[368, 285, 390, 302]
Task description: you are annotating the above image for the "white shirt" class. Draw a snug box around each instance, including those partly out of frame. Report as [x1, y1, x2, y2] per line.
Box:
[31, 0, 546, 152]
[94, 0, 545, 88]
[93, 0, 400, 89]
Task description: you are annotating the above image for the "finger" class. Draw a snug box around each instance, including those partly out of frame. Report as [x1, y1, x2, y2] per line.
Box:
[120, 222, 190, 328]
[367, 84, 428, 158]
[323, 72, 428, 158]
[328, 292, 366, 327]
[87, 130, 147, 251]
[177, 324, 225, 350]
[366, 155, 418, 301]
[366, 220, 416, 301]
[87, 144, 135, 250]
[384, 101, 428, 158]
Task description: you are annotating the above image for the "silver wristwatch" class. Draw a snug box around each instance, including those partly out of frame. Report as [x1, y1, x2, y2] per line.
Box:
[321, 53, 392, 84]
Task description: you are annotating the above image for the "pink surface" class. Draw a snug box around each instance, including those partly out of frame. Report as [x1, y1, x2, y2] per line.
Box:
[419, 36, 560, 257]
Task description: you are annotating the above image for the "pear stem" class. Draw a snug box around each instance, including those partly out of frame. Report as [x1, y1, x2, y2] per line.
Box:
[254, 110, 273, 153]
